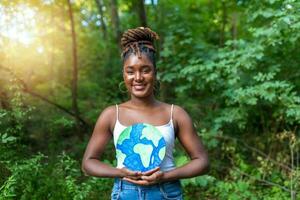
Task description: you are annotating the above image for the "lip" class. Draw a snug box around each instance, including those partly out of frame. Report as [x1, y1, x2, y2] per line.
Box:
[133, 84, 146, 90]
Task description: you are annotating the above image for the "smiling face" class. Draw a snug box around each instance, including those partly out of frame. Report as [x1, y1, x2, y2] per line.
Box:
[123, 53, 156, 98]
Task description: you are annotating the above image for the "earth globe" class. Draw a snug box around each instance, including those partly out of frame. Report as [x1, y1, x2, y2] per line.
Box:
[116, 123, 166, 172]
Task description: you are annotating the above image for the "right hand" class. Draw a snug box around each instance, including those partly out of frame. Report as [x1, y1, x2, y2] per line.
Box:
[122, 167, 162, 185]
[120, 167, 143, 180]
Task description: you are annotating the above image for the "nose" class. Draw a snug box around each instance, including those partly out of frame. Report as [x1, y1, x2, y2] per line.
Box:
[134, 71, 143, 82]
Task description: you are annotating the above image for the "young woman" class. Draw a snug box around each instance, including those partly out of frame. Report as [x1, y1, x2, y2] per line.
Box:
[82, 27, 209, 200]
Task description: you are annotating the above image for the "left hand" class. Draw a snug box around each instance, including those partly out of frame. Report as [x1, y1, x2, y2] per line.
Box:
[123, 167, 164, 185]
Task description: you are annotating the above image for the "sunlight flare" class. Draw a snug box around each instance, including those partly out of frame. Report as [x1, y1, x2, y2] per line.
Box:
[0, 4, 38, 45]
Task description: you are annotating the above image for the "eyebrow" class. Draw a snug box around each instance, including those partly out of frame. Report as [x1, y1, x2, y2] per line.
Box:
[124, 65, 152, 69]
[125, 66, 133, 69]
[141, 65, 152, 68]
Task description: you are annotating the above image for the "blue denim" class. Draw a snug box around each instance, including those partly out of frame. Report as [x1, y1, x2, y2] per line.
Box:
[111, 178, 183, 200]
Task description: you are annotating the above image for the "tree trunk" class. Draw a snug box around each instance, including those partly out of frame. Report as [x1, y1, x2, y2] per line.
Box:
[95, 0, 107, 39]
[67, 0, 83, 137]
[231, 12, 238, 41]
[0, 90, 10, 110]
[111, 0, 121, 45]
[219, 1, 227, 47]
[136, 0, 147, 27]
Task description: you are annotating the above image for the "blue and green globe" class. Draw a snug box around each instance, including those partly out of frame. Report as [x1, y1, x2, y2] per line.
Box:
[116, 123, 166, 172]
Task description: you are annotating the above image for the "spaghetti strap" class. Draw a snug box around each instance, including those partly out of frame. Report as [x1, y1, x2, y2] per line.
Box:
[115, 104, 119, 122]
[170, 104, 174, 121]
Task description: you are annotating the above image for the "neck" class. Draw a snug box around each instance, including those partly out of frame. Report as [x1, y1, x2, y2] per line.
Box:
[129, 94, 158, 108]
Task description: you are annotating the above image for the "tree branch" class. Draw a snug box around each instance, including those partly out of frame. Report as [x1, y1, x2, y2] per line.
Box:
[212, 134, 292, 171]
[233, 166, 292, 193]
[0, 65, 90, 129]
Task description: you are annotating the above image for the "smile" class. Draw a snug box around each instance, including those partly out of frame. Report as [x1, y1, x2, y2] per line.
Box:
[133, 85, 146, 90]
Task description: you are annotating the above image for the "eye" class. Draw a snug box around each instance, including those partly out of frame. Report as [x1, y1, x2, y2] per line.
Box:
[142, 67, 151, 73]
[126, 70, 134, 75]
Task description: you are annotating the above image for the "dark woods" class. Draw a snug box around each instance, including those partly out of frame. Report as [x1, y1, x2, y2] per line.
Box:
[0, 0, 299, 199]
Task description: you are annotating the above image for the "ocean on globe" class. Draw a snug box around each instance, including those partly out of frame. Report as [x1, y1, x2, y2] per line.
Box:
[116, 123, 166, 172]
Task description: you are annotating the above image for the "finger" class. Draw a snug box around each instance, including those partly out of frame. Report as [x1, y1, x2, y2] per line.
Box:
[141, 175, 153, 181]
[142, 171, 163, 181]
[123, 177, 151, 186]
[142, 167, 160, 176]
[127, 175, 141, 180]
[122, 168, 142, 176]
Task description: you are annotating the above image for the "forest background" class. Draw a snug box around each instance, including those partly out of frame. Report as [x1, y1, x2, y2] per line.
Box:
[0, 0, 299, 199]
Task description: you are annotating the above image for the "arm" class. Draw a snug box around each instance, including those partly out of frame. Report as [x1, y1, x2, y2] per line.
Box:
[161, 105, 209, 182]
[81, 106, 142, 179]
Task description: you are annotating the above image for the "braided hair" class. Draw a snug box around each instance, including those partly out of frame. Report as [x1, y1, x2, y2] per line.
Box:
[121, 27, 159, 69]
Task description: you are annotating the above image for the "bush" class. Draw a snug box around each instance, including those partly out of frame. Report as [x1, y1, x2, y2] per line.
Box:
[0, 153, 113, 200]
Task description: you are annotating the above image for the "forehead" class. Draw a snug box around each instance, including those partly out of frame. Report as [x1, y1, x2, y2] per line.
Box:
[123, 54, 153, 68]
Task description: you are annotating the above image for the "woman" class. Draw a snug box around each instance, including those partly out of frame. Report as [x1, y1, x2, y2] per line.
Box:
[82, 27, 209, 200]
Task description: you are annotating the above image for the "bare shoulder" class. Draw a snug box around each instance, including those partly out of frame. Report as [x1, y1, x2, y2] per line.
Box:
[95, 105, 117, 133]
[100, 105, 116, 116]
[118, 101, 129, 107]
[156, 102, 189, 119]
[157, 101, 173, 110]
[173, 104, 191, 118]
[172, 105, 193, 132]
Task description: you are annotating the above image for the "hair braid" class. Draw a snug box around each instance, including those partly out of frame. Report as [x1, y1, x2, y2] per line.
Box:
[121, 27, 159, 67]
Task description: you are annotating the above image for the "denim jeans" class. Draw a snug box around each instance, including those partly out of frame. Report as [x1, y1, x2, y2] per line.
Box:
[111, 178, 183, 200]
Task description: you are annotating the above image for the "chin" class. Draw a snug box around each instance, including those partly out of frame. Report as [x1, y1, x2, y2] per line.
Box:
[132, 93, 149, 98]
[131, 90, 153, 98]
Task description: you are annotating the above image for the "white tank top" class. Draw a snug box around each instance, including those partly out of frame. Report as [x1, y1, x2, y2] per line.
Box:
[113, 104, 176, 172]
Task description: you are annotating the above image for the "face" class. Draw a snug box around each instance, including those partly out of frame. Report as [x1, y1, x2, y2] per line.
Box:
[123, 53, 156, 98]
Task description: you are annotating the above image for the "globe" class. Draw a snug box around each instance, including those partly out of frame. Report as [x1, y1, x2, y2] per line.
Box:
[116, 123, 166, 172]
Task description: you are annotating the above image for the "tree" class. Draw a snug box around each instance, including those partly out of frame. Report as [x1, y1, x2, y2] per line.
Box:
[136, 0, 147, 27]
[67, 0, 84, 137]
[111, 0, 121, 44]
[95, 0, 107, 39]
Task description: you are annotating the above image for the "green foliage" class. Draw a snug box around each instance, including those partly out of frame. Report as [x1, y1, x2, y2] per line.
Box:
[0, 153, 113, 200]
[1, 0, 300, 199]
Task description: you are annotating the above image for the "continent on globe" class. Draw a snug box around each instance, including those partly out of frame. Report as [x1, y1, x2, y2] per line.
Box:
[133, 143, 153, 168]
[116, 123, 166, 172]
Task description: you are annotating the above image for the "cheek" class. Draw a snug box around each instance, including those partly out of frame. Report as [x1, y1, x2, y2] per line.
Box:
[123, 73, 131, 80]
[123, 76, 133, 89]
